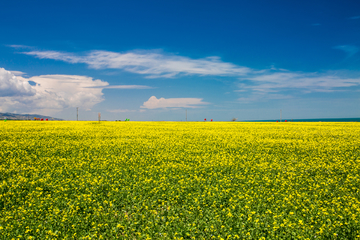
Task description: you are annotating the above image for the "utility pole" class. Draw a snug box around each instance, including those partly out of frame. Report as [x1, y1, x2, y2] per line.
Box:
[186, 109, 187, 122]
[280, 109, 282, 122]
[77, 107, 79, 121]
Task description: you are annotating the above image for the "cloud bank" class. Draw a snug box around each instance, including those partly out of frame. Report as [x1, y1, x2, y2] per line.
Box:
[141, 96, 209, 109]
[14, 47, 360, 105]
[21, 50, 251, 78]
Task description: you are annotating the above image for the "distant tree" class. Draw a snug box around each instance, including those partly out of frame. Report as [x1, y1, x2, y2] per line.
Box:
[232, 118, 238, 121]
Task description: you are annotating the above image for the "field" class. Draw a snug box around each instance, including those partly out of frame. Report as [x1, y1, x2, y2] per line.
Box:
[1, 121, 360, 239]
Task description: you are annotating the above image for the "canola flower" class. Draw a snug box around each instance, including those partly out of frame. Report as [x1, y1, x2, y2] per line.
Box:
[0, 121, 360, 239]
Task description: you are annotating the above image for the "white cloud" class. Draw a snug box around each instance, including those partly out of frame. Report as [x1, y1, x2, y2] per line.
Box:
[0, 67, 153, 115]
[0, 74, 108, 114]
[21, 49, 251, 78]
[141, 96, 209, 109]
[18, 74, 108, 111]
[333, 45, 359, 57]
[0, 68, 35, 97]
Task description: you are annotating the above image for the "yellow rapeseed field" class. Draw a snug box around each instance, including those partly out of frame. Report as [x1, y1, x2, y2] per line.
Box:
[0, 121, 360, 239]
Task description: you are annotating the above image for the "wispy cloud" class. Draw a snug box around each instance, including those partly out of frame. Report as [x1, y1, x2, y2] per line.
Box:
[9, 70, 26, 76]
[141, 96, 209, 109]
[95, 85, 153, 89]
[7, 44, 32, 49]
[349, 16, 360, 20]
[19, 49, 251, 78]
[237, 93, 292, 103]
[236, 70, 360, 101]
[107, 109, 138, 113]
[333, 45, 359, 57]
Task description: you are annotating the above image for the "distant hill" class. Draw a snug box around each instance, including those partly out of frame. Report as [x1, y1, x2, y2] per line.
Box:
[0, 112, 63, 120]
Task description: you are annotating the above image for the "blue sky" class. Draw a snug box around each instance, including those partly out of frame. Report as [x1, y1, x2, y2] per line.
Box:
[1, 0, 359, 120]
